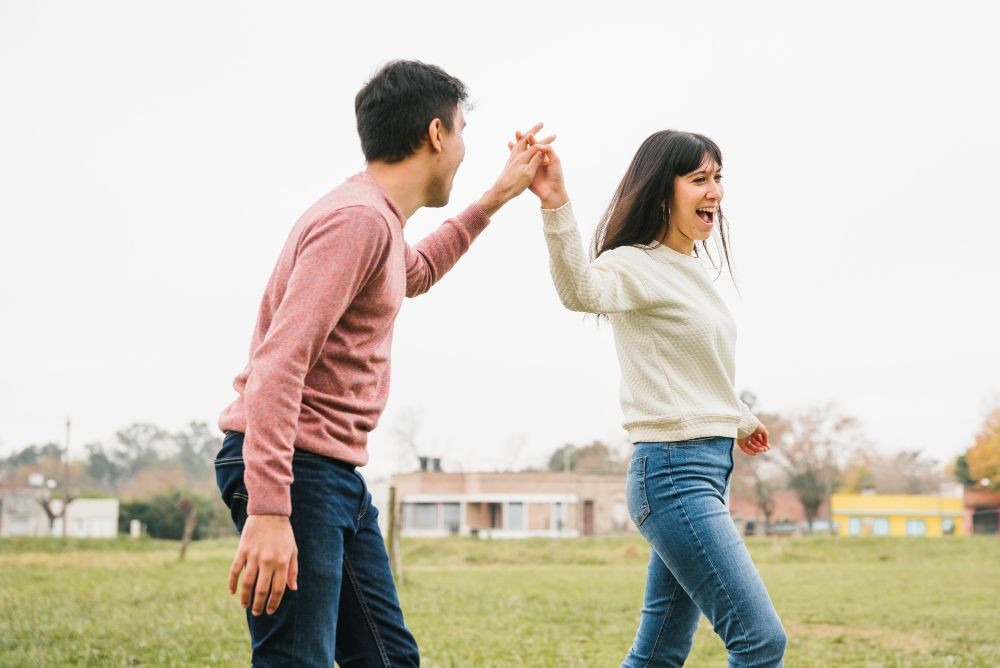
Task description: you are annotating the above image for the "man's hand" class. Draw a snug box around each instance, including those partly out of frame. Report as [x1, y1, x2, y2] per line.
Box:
[229, 514, 298, 616]
[477, 122, 551, 216]
[509, 131, 567, 209]
[737, 423, 770, 457]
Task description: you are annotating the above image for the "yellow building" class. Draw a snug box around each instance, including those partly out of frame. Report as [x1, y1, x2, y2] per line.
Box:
[831, 494, 964, 537]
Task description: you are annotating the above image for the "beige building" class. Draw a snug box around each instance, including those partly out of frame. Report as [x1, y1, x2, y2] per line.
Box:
[389, 470, 636, 538]
[61, 498, 119, 538]
[0, 492, 118, 538]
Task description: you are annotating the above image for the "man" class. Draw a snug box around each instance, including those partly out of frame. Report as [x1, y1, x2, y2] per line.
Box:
[214, 60, 548, 666]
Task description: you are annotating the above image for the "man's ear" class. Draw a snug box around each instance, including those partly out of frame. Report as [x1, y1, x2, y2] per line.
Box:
[427, 118, 444, 153]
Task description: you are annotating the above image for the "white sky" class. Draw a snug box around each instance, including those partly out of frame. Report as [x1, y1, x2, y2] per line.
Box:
[2, 1, 998, 479]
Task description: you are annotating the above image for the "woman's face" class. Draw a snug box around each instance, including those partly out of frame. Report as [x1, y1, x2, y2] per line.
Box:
[667, 155, 724, 244]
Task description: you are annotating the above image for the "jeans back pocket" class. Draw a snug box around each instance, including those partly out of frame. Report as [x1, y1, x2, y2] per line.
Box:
[214, 433, 249, 533]
[627, 455, 650, 526]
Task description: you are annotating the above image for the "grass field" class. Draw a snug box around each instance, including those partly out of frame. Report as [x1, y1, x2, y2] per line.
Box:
[1, 534, 998, 667]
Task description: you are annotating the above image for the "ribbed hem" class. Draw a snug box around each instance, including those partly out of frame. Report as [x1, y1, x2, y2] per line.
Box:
[736, 419, 761, 440]
[246, 483, 292, 517]
[541, 200, 575, 233]
[627, 415, 741, 444]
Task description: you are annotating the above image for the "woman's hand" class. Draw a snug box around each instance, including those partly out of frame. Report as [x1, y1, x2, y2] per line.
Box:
[507, 130, 568, 209]
[737, 423, 770, 457]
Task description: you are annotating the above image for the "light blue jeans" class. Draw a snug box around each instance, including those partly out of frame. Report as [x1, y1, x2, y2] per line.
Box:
[622, 437, 786, 667]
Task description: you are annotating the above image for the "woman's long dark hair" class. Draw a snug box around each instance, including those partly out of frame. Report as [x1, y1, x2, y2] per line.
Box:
[592, 130, 734, 280]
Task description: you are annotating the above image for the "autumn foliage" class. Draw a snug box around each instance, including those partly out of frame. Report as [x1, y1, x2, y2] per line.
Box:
[966, 406, 1000, 490]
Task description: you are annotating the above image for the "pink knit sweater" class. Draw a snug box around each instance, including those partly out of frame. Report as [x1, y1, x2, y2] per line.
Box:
[219, 172, 490, 515]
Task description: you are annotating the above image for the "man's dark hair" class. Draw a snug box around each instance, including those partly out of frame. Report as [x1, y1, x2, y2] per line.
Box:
[355, 60, 468, 163]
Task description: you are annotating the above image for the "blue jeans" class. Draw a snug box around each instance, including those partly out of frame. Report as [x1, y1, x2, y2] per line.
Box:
[622, 438, 786, 668]
[215, 432, 419, 667]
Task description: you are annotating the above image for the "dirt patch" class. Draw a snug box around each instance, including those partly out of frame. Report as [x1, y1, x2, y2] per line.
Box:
[788, 622, 940, 654]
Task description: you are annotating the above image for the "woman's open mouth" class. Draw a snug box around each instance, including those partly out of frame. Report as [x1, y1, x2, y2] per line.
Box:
[696, 207, 716, 225]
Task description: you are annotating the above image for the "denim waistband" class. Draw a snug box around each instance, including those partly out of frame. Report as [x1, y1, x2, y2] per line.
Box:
[634, 436, 734, 448]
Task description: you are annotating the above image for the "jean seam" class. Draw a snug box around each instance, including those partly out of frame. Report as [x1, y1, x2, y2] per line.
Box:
[665, 445, 753, 658]
[343, 552, 390, 667]
[352, 470, 368, 521]
[644, 578, 680, 668]
[631, 456, 650, 526]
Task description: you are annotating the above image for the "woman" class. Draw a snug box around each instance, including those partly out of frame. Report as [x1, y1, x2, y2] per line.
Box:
[523, 130, 787, 667]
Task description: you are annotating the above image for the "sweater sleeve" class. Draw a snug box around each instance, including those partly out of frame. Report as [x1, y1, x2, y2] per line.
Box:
[737, 401, 762, 440]
[542, 200, 650, 314]
[404, 203, 491, 297]
[242, 206, 390, 515]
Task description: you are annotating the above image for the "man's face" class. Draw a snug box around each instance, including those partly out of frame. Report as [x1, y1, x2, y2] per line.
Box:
[426, 105, 466, 208]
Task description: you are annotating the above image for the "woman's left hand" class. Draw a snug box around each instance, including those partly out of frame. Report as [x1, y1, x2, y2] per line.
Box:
[737, 423, 770, 457]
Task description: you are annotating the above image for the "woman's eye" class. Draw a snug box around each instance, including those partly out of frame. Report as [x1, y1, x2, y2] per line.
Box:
[694, 177, 705, 183]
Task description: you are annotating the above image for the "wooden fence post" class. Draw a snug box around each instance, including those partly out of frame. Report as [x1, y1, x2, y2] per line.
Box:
[387, 486, 403, 584]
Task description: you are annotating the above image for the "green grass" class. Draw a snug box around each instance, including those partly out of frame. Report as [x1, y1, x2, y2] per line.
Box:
[1, 535, 998, 666]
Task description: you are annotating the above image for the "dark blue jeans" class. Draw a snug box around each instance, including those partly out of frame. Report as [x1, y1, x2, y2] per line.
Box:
[215, 432, 419, 667]
[623, 437, 786, 667]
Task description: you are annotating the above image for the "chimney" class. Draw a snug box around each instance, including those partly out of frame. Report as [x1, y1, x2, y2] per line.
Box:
[418, 456, 429, 471]
[431, 458, 442, 472]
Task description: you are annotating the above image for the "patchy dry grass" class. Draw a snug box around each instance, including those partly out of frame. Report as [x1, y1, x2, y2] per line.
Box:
[0, 535, 997, 666]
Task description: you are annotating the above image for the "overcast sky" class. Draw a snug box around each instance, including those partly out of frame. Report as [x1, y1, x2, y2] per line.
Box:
[2, 1, 998, 479]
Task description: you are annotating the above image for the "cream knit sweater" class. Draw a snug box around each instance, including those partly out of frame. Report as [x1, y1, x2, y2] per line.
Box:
[542, 201, 760, 443]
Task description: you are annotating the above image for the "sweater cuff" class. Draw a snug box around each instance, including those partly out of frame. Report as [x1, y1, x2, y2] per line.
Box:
[456, 202, 492, 240]
[736, 404, 762, 440]
[541, 200, 576, 234]
[246, 483, 292, 516]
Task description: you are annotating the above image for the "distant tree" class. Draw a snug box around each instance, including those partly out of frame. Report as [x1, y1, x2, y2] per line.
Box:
[547, 441, 626, 474]
[392, 408, 424, 471]
[966, 405, 1000, 491]
[119, 489, 216, 540]
[1, 442, 62, 471]
[731, 450, 782, 530]
[173, 421, 220, 480]
[879, 450, 945, 494]
[840, 453, 877, 493]
[764, 405, 865, 532]
[951, 454, 974, 487]
[548, 444, 576, 472]
[113, 423, 171, 475]
[842, 448, 943, 494]
[786, 470, 825, 528]
[85, 442, 124, 493]
[734, 391, 780, 529]
[0, 442, 66, 490]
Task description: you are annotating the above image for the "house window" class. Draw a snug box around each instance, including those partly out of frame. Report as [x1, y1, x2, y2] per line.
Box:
[413, 503, 438, 530]
[872, 518, 889, 536]
[942, 518, 956, 535]
[848, 518, 861, 536]
[552, 502, 565, 531]
[442, 503, 460, 534]
[507, 502, 524, 530]
[905, 519, 926, 536]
